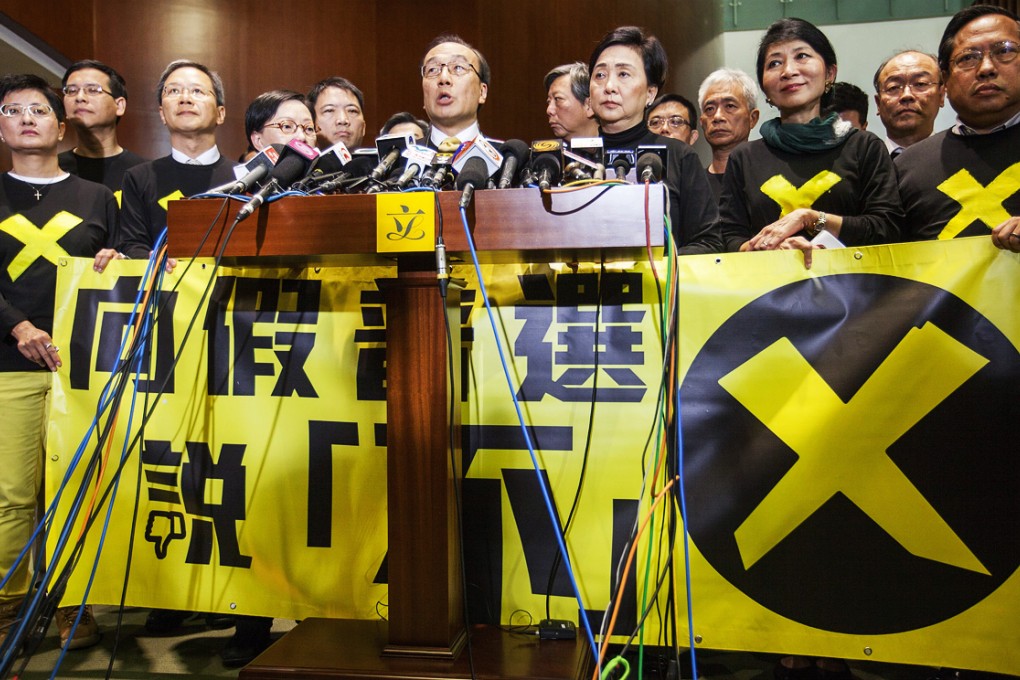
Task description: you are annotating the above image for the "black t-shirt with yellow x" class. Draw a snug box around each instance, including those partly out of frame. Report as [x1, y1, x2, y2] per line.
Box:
[0, 173, 115, 372]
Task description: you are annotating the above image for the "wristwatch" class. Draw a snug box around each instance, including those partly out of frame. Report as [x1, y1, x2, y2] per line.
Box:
[808, 211, 827, 237]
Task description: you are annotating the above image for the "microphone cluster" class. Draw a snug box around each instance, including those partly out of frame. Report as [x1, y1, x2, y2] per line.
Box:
[208, 135, 670, 222]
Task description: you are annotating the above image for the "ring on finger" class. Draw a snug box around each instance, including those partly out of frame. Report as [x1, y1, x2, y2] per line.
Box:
[1009, 233, 1020, 240]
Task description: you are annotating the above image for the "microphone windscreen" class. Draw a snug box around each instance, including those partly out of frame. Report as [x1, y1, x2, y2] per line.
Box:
[344, 154, 379, 179]
[637, 153, 664, 182]
[272, 153, 314, 188]
[500, 139, 531, 183]
[533, 153, 562, 178]
[310, 141, 351, 176]
[502, 139, 530, 164]
[270, 140, 319, 188]
[456, 157, 490, 191]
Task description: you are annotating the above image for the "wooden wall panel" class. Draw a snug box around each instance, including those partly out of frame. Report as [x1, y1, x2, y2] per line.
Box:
[0, 3, 95, 64]
[90, 0, 379, 160]
[3, 0, 721, 166]
[474, 0, 723, 143]
[371, 0, 483, 140]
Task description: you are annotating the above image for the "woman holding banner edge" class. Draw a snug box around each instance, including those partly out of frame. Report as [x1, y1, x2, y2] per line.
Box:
[715, 17, 903, 679]
[717, 18, 902, 267]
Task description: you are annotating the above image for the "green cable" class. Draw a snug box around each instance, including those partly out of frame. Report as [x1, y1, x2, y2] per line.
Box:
[602, 655, 631, 680]
[638, 227, 674, 680]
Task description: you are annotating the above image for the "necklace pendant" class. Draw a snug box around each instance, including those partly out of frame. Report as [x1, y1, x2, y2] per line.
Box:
[33, 187, 42, 201]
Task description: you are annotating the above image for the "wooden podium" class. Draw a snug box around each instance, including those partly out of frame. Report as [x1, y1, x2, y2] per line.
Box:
[167, 185, 664, 679]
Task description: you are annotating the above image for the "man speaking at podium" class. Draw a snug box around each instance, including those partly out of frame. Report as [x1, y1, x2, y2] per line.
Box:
[420, 35, 493, 149]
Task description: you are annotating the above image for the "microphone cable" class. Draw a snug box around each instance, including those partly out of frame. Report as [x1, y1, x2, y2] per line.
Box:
[3, 191, 263, 677]
[544, 265, 603, 622]
[456, 204, 601, 674]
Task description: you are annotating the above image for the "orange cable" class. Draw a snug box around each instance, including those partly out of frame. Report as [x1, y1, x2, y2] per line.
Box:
[76, 244, 167, 542]
[592, 476, 679, 679]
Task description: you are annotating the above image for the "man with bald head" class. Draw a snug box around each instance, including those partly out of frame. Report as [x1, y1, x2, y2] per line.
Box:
[873, 50, 946, 156]
[420, 34, 491, 147]
[896, 5, 1020, 252]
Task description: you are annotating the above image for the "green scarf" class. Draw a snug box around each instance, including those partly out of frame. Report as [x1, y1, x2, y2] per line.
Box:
[760, 112, 856, 154]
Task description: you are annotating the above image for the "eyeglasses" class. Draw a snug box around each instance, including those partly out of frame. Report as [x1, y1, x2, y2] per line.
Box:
[263, 120, 317, 137]
[162, 85, 213, 100]
[63, 83, 114, 98]
[422, 60, 479, 79]
[648, 115, 690, 131]
[950, 40, 1019, 71]
[0, 104, 54, 118]
[880, 79, 938, 98]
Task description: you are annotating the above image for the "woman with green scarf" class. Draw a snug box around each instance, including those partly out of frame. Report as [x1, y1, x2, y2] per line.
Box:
[718, 17, 902, 258]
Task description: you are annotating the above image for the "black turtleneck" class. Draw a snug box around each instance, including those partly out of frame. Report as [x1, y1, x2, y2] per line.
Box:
[601, 123, 721, 255]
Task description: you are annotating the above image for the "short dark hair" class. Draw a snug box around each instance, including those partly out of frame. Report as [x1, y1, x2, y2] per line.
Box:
[826, 81, 868, 121]
[156, 59, 225, 107]
[63, 59, 128, 100]
[872, 50, 941, 91]
[648, 93, 698, 132]
[0, 73, 65, 122]
[588, 26, 668, 91]
[307, 76, 365, 120]
[422, 34, 491, 87]
[544, 62, 590, 103]
[757, 18, 837, 110]
[245, 89, 310, 141]
[937, 5, 1020, 72]
[379, 111, 429, 137]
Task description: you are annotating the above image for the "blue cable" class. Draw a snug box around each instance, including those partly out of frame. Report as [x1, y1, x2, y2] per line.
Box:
[671, 247, 698, 680]
[266, 190, 308, 202]
[42, 229, 167, 526]
[188, 189, 307, 203]
[48, 262, 160, 678]
[457, 205, 600, 673]
[0, 231, 160, 595]
[0, 237, 167, 671]
[187, 192, 250, 202]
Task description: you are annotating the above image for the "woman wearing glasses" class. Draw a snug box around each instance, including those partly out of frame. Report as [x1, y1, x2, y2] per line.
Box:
[587, 26, 721, 254]
[245, 90, 317, 155]
[718, 18, 901, 264]
[0, 74, 116, 649]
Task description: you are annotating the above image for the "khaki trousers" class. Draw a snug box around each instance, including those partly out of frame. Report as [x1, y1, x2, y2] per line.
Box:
[0, 371, 51, 603]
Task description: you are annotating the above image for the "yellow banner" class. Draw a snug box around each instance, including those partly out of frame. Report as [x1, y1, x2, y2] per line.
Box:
[47, 238, 1020, 674]
[673, 238, 1020, 674]
[49, 262, 393, 620]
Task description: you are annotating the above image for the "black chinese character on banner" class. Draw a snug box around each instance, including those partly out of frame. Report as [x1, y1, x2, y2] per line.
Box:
[69, 276, 178, 393]
[204, 276, 321, 397]
[515, 272, 646, 402]
[141, 439, 251, 568]
[460, 424, 639, 631]
[354, 288, 386, 401]
[353, 286, 477, 402]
